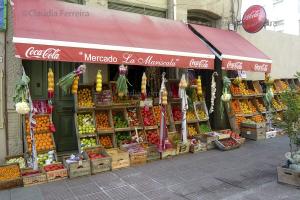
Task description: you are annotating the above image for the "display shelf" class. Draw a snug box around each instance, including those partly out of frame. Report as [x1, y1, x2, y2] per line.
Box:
[79, 134, 97, 138]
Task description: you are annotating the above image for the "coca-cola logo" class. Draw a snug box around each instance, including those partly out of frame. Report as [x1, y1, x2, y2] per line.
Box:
[25, 47, 61, 60]
[189, 59, 209, 69]
[254, 63, 268, 72]
[242, 5, 266, 33]
[226, 61, 243, 70]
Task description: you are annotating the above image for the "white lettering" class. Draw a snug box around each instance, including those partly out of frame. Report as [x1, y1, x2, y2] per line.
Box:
[244, 10, 260, 21]
[25, 47, 60, 60]
[84, 53, 118, 63]
[226, 61, 243, 70]
[254, 64, 268, 72]
[189, 59, 209, 69]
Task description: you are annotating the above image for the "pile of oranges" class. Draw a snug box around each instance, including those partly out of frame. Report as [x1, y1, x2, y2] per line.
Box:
[279, 80, 289, 91]
[231, 100, 242, 114]
[26, 115, 50, 134]
[230, 85, 241, 96]
[239, 82, 251, 95]
[236, 116, 246, 128]
[96, 112, 110, 130]
[99, 136, 113, 148]
[27, 132, 54, 152]
[251, 115, 265, 123]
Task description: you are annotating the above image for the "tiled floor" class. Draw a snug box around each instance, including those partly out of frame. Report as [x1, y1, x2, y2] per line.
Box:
[1, 136, 300, 200]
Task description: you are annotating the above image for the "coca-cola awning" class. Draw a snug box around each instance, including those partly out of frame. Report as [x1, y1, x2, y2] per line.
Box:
[12, 0, 215, 69]
[189, 24, 272, 72]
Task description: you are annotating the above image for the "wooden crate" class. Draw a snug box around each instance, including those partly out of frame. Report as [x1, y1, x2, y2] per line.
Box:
[277, 166, 300, 187]
[22, 168, 47, 187]
[160, 148, 176, 159]
[63, 153, 91, 179]
[175, 141, 190, 155]
[120, 143, 147, 166]
[146, 145, 160, 162]
[241, 121, 265, 129]
[85, 147, 112, 174]
[106, 148, 130, 170]
[194, 101, 209, 121]
[252, 81, 263, 94]
[5, 154, 28, 169]
[43, 163, 68, 182]
[240, 127, 266, 140]
[189, 142, 207, 153]
[0, 163, 23, 190]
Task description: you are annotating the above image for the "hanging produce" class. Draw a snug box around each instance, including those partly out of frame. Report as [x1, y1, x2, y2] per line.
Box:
[71, 76, 79, 94]
[221, 76, 232, 102]
[57, 65, 86, 93]
[179, 74, 188, 144]
[209, 72, 217, 114]
[196, 76, 202, 96]
[13, 71, 30, 115]
[141, 72, 147, 97]
[233, 76, 242, 85]
[159, 72, 172, 152]
[116, 65, 129, 98]
[47, 68, 54, 98]
[265, 73, 274, 104]
[96, 70, 102, 93]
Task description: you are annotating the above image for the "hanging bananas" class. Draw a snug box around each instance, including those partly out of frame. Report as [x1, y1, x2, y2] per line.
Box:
[72, 76, 79, 94]
[96, 70, 102, 93]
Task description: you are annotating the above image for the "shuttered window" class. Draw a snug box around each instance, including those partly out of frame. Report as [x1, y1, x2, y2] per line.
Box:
[108, 1, 167, 18]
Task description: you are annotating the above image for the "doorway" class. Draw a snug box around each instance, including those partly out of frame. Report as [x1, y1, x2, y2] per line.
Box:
[23, 60, 78, 152]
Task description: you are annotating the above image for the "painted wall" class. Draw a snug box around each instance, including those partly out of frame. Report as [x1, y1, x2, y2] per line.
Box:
[238, 27, 300, 79]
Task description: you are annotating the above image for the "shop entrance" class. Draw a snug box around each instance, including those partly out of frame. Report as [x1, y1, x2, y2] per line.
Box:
[23, 61, 78, 152]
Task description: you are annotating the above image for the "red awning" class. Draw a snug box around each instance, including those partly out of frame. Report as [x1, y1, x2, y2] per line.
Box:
[12, 0, 215, 69]
[189, 24, 272, 72]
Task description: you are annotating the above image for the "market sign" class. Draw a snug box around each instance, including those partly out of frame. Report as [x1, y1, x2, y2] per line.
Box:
[0, 0, 7, 31]
[242, 5, 266, 33]
[15, 44, 215, 70]
[222, 58, 271, 73]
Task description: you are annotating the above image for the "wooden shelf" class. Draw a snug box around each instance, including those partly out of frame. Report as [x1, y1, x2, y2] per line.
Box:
[79, 133, 97, 138]
[97, 129, 114, 134]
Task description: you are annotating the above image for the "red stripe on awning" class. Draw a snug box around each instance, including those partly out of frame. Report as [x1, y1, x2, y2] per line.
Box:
[189, 24, 272, 72]
[12, 0, 215, 69]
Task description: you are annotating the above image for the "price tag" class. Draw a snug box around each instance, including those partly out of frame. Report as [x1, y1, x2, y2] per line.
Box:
[78, 160, 83, 166]
[246, 131, 251, 135]
[140, 98, 153, 107]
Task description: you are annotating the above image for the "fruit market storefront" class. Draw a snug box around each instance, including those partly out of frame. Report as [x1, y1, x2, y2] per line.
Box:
[12, 0, 216, 166]
[189, 24, 278, 140]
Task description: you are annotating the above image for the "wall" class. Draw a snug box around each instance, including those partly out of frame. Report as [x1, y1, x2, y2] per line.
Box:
[0, 31, 6, 163]
[238, 27, 300, 79]
[85, 0, 167, 9]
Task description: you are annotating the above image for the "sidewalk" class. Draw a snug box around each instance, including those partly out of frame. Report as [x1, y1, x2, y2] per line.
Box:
[1, 136, 299, 200]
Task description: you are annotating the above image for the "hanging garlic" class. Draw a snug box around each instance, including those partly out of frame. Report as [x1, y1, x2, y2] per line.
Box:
[209, 73, 217, 114]
[179, 74, 188, 89]
[141, 72, 147, 95]
[96, 70, 102, 93]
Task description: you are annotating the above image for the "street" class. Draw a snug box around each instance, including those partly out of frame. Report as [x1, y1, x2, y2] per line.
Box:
[1, 136, 300, 200]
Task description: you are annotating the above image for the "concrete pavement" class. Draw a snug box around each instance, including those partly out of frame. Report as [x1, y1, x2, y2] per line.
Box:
[1, 136, 300, 200]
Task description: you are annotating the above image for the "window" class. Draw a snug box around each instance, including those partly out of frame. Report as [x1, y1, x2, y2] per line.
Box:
[274, 20, 285, 26]
[108, 1, 167, 18]
[273, 0, 284, 6]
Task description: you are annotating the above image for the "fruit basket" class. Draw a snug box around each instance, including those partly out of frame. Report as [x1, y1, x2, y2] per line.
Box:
[145, 129, 159, 146]
[0, 163, 23, 190]
[253, 98, 266, 113]
[95, 110, 114, 133]
[116, 132, 134, 147]
[21, 168, 47, 187]
[80, 137, 99, 150]
[75, 86, 95, 110]
[189, 139, 207, 153]
[63, 152, 91, 178]
[106, 148, 130, 170]
[43, 163, 68, 182]
[214, 137, 241, 151]
[194, 101, 209, 121]
[5, 154, 28, 169]
[85, 147, 112, 174]
[145, 144, 160, 162]
[120, 143, 147, 166]
[186, 108, 198, 123]
[187, 123, 200, 138]
[25, 114, 52, 134]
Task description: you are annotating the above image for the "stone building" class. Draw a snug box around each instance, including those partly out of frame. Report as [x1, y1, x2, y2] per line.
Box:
[0, 0, 299, 163]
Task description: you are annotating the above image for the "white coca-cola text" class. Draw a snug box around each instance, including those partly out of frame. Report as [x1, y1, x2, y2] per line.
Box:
[226, 61, 243, 70]
[254, 63, 268, 72]
[243, 10, 261, 21]
[189, 59, 209, 69]
[25, 47, 61, 60]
